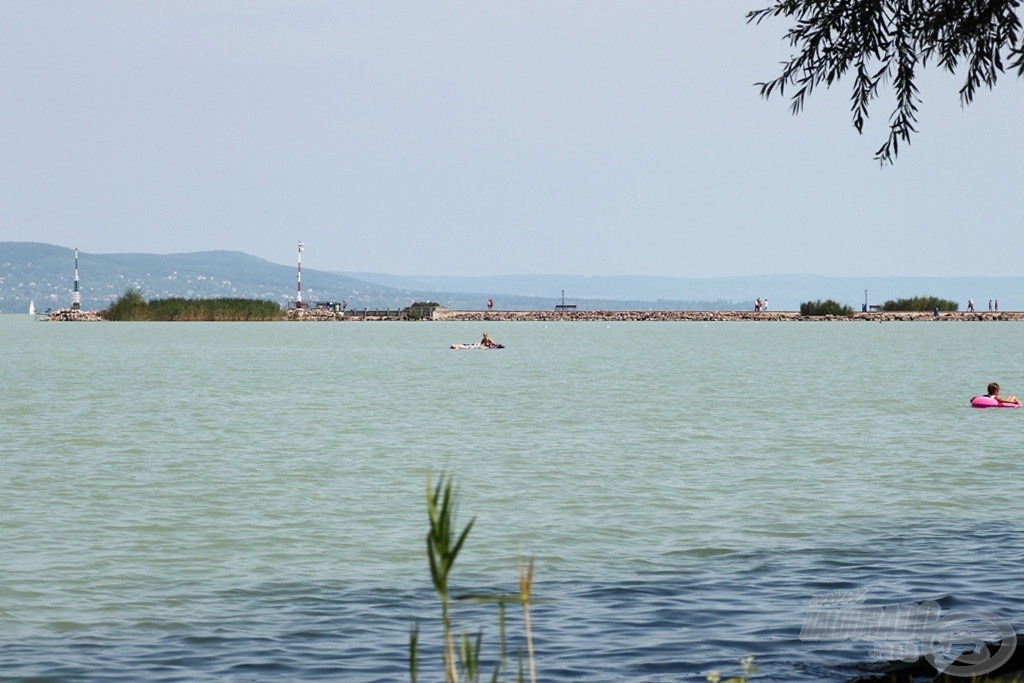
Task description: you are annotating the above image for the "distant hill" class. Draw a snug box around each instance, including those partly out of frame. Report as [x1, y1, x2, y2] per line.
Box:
[2, 242, 1019, 313]
[0, 242, 742, 313]
[0, 243, 410, 313]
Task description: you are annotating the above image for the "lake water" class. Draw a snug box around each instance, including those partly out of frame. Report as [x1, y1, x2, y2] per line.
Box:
[3, 315, 1024, 682]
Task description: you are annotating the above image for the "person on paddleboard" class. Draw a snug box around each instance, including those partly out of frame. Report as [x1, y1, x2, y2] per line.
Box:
[480, 331, 499, 348]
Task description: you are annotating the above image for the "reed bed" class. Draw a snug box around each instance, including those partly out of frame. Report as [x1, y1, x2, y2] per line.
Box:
[101, 289, 284, 321]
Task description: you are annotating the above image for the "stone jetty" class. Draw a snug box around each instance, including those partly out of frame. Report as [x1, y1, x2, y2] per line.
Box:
[296, 307, 1024, 322]
[42, 308, 104, 321]
[43, 306, 1024, 322]
[429, 309, 1024, 323]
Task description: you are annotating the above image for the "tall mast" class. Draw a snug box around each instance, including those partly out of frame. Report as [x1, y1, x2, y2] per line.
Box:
[296, 241, 304, 308]
[72, 248, 81, 310]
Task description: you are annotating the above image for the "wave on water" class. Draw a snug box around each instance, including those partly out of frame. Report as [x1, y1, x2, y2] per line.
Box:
[3, 520, 1021, 683]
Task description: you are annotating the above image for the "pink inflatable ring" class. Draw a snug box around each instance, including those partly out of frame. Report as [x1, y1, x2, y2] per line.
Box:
[970, 396, 1022, 409]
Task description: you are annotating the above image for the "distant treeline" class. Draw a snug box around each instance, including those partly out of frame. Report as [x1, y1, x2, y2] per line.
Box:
[103, 289, 284, 321]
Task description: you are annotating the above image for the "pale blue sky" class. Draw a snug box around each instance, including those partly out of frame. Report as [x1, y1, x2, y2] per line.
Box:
[2, 1, 1021, 278]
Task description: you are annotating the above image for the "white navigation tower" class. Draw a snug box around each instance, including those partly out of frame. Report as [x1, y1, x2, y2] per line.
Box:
[296, 241, 304, 308]
[72, 248, 81, 310]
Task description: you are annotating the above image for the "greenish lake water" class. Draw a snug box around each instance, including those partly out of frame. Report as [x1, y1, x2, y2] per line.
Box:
[3, 316, 1023, 681]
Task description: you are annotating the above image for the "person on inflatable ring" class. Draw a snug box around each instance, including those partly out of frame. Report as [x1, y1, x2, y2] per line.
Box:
[987, 382, 1020, 405]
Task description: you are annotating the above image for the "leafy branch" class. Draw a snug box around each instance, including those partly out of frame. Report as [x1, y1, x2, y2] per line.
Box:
[747, 0, 1024, 164]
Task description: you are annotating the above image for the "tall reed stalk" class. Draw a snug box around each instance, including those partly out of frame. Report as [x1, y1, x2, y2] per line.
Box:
[425, 474, 475, 683]
[413, 474, 539, 683]
[518, 557, 536, 683]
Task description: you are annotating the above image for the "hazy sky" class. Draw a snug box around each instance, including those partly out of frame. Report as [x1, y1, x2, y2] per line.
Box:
[2, 1, 1021, 278]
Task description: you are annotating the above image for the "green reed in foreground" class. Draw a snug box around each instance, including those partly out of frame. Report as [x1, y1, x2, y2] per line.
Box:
[426, 474, 475, 683]
[412, 474, 537, 683]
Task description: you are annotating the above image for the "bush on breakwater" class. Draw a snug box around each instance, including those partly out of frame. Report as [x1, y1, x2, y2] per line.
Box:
[881, 296, 958, 312]
[800, 299, 854, 316]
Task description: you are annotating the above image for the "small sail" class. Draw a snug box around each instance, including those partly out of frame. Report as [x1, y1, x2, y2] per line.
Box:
[28, 300, 35, 315]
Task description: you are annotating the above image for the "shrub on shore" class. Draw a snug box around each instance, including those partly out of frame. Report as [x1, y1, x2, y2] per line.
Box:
[800, 299, 853, 316]
[102, 288, 150, 320]
[102, 289, 284, 321]
[881, 296, 958, 312]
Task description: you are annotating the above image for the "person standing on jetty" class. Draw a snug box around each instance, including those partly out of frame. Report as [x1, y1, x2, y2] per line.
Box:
[986, 383, 1020, 405]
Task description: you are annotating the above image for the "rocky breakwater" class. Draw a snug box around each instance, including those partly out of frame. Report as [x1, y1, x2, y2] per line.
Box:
[433, 309, 793, 322]
[285, 307, 342, 321]
[44, 308, 104, 322]
[41, 307, 1024, 323]
[430, 309, 1024, 322]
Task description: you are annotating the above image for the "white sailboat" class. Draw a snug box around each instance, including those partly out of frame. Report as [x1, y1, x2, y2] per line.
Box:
[28, 300, 35, 316]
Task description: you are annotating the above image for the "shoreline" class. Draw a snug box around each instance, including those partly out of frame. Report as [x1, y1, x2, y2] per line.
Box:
[37, 308, 1024, 322]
